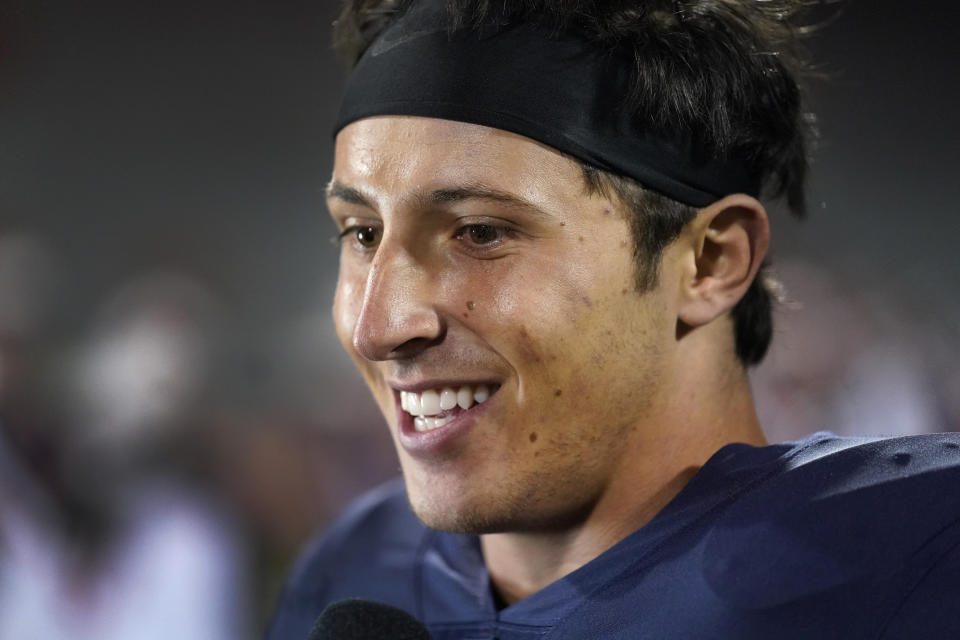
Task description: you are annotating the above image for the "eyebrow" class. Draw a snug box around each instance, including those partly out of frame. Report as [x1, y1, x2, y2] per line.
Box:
[326, 181, 372, 207]
[326, 181, 551, 219]
[426, 185, 550, 217]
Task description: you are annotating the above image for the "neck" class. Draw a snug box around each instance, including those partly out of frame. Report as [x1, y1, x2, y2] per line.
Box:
[480, 463, 700, 605]
[481, 353, 766, 605]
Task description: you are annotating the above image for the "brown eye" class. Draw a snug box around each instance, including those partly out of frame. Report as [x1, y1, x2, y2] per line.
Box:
[355, 226, 380, 248]
[466, 224, 500, 245]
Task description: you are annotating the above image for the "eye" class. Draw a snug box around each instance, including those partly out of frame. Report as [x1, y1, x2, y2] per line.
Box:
[456, 224, 508, 247]
[338, 225, 381, 250]
[355, 226, 380, 248]
[465, 224, 500, 245]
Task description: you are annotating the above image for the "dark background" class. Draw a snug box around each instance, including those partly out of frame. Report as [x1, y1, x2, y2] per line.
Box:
[1, 0, 957, 636]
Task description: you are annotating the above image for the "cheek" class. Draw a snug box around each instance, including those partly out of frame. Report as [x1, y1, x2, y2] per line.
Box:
[492, 276, 650, 401]
[487, 275, 585, 383]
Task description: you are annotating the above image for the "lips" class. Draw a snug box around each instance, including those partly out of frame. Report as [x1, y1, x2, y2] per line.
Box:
[392, 382, 501, 455]
[400, 384, 493, 431]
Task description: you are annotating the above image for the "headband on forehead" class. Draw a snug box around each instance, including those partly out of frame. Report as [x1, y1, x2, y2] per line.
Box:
[334, 0, 761, 207]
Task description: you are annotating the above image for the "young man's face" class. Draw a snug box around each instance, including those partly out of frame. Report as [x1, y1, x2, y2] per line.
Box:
[330, 116, 680, 534]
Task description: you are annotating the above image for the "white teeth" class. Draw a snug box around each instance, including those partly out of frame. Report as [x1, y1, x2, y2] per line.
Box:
[400, 384, 497, 419]
[414, 415, 455, 432]
[420, 390, 441, 415]
[474, 384, 489, 404]
[407, 392, 422, 416]
[440, 388, 457, 411]
[457, 386, 473, 410]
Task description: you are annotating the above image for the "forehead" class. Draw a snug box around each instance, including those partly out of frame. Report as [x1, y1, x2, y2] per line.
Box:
[332, 116, 584, 203]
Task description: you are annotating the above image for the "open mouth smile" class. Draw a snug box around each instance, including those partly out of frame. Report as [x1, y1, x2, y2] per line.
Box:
[400, 384, 496, 432]
[391, 381, 503, 456]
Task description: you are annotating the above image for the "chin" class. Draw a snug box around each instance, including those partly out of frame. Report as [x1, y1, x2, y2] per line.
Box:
[404, 482, 523, 535]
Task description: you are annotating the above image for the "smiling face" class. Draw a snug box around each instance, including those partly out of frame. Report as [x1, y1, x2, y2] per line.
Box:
[330, 116, 682, 534]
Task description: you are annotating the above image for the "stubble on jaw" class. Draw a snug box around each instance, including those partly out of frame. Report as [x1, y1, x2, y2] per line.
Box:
[403, 455, 607, 536]
[399, 301, 668, 538]
[400, 386, 651, 537]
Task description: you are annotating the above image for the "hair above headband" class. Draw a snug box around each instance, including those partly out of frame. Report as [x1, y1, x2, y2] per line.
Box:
[334, 0, 762, 207]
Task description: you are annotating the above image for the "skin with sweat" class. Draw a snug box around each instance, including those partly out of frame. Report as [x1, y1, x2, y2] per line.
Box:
[329, 116, 768, 604]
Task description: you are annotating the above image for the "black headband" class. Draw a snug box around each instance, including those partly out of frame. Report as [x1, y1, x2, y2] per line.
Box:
[334, 0, 760, 207]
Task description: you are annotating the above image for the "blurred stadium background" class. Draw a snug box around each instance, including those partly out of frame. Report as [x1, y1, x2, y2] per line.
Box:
[0, 0, 957, 637]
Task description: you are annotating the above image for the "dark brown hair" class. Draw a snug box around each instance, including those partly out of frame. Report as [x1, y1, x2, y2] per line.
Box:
[333, 0, 820, 365]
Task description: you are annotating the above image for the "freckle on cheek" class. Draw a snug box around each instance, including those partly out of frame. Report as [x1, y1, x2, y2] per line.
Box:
[516, 325, 543, 364]
[578, 236, 584, 242]
[554, 389, 562, 397]
[529, 432, 538, 443]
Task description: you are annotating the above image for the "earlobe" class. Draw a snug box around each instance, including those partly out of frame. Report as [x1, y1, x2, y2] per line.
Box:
[677, 194, 770, 328]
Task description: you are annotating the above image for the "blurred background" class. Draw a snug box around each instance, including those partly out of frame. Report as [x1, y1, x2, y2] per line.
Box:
[0, 0, 956, 637]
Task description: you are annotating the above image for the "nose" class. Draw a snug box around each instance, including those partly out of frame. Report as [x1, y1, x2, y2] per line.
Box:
[350, 242, 444, 361]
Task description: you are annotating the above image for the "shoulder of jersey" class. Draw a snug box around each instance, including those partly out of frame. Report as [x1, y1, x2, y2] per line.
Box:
[701, 433, 960, 608]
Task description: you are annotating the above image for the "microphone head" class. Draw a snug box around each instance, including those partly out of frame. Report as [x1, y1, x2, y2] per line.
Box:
[307, 599, 432, 640]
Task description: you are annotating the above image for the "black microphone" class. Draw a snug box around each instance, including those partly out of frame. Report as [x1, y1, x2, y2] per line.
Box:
[307, 599, 432, 640]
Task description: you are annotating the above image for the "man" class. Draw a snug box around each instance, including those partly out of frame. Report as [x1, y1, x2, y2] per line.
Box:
[267, 1, 960, 637]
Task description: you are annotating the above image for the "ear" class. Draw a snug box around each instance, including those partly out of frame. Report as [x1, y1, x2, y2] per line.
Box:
[676, 194, 770, 328]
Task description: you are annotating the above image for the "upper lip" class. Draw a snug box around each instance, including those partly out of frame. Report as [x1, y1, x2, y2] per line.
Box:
[388, 379, 501, 393]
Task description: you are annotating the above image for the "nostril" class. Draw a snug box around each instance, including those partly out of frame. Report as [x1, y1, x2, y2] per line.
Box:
[352, 320, 445, 361]
[390, 333, 446, 359]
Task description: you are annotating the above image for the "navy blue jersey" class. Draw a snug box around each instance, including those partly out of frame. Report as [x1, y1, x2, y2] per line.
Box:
[266, 433, 960, 639]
